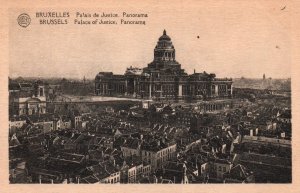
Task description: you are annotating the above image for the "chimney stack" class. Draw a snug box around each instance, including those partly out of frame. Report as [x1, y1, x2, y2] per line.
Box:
[154, 175, 158, 184]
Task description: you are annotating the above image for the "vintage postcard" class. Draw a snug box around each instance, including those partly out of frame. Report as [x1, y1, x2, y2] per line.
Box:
[0, 0, 299, 193]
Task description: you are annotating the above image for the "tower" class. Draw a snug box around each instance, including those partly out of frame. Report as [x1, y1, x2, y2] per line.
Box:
[146, 30, 184, 75]
[263, 73, 266, 80]
[154, 29, 176, 62]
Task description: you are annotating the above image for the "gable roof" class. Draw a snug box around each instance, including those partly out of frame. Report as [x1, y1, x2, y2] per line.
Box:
[224, 164, 252, 181]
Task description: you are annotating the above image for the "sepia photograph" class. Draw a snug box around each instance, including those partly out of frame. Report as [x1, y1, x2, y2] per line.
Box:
[1, 0, 299, 192]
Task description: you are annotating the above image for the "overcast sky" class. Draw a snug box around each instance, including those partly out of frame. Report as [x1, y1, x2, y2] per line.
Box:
[9, 0, 291, 79]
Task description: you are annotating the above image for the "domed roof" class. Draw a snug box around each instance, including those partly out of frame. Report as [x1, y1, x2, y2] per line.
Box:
[159, 29, 171, 41]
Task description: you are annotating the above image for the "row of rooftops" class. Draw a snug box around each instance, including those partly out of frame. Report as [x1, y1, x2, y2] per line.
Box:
[121, 134, 176, 152]
[9, 109, 85, 122]
[8, 96, 291, 183]
[239, 152, 291, 168]
[10, 114, 72, 124]
[10, 120, 286, 183]
[48, 152, 85, 164]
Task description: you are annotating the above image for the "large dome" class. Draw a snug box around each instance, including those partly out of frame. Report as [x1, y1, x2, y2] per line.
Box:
[159, 29, 171, 41]
[153, 30, 176, 62]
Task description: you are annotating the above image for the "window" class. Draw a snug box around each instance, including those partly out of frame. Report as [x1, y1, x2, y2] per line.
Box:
[223, 167, 226, 172]
[40, 88, 43, 96]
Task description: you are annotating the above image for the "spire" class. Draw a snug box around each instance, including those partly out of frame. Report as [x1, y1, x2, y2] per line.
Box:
[163, 29, 166, 35]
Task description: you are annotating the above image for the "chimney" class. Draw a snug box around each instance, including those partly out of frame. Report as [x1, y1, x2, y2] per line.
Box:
[222, 144, 226, 154]
[194, 69, 196, 74]
[154, 175, 158, 184]
[182, 164, 187, 184]
[162, 137, 165, 144]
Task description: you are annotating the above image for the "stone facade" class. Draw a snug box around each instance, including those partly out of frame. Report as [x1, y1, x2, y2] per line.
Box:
[9, 82, 47, 116]
[95, 30, 233, 101]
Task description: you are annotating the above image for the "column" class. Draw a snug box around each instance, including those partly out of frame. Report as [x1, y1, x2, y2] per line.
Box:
[215, 85, 219, 96]
[149, 74, 152, 98]
[149, 82, 152, 98]
[178, 85, 182, 97]
[133, 79, 136, 96]
[125, 80, 128, 95]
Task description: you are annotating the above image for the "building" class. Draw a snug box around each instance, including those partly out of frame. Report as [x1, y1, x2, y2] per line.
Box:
[210, 159, 233, 180]
[141, 139, 177, 172]
[238, 152, 291, 183]
[277, 110, 291, 124]
[95, 30, 233, 101]
[9, 116, 27, 132]
[223, 164, 255, 183]
[120, 138, 142, 158]
[9, 82, 47, 116]
[119, 136, 177, 173]
[82, 162, 120, 184]
[160, 161, 189, 184]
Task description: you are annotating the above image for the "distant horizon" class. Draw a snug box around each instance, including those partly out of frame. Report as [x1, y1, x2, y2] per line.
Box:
[8, 75, 291, 81]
